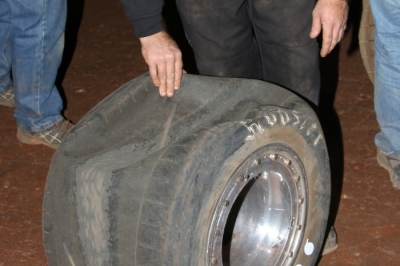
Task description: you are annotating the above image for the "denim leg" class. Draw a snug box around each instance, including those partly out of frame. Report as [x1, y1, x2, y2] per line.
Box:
[7, 0, 66, 133]
[370, 0, 400, 157]
[0, 0, 12, 92]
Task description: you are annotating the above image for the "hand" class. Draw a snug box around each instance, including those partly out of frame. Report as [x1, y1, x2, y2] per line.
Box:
[310, 0, 349, 57]
[140, 31, 184, 97]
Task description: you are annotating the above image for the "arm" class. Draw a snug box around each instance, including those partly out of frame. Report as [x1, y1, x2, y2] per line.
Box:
[119, 0, 184, 97]
[310, 0, 349, 57]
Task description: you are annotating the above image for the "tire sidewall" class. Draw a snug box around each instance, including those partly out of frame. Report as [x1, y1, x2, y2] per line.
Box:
[190, 107, 330, 266]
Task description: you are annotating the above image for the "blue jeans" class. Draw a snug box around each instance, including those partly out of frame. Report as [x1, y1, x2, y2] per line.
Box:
[0, 0, 66, 133]
[370, 0, 400, 158]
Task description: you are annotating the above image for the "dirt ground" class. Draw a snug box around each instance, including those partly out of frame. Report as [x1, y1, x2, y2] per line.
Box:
[0, 0, 399, 265]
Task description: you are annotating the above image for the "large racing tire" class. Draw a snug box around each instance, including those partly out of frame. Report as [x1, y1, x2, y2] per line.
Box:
[359, 0, 374, 83]
[43, 73, 331, 266]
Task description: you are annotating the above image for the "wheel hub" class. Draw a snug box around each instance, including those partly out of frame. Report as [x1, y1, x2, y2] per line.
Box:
[208, 144, 307, 266]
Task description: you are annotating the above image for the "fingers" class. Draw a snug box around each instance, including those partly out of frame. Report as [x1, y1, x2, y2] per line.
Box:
[156, 61, 168, 97]
[320, 21, 347, 57]
[167, 62, 176, 97]
[321, 25, 338, 57]
[340, 21, 347, 40]
[164, 54, 176, 97]
[156, 52, 182, 97]
[148, 62, 160, 89]
[174, 56, 183, 91]
[309, 16, 322, 39]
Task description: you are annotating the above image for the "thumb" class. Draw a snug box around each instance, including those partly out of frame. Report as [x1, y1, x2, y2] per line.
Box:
[310, 16, 322, 39]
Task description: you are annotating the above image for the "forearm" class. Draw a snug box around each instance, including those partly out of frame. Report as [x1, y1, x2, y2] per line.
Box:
[119, 0, 164, 38]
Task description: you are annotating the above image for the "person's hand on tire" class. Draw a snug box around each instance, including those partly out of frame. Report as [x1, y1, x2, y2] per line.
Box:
[310, 0, 349, 57]
[140, 31, 185, 97]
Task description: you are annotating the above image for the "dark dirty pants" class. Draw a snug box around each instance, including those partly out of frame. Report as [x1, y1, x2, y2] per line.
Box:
[176, 0, 320, 106]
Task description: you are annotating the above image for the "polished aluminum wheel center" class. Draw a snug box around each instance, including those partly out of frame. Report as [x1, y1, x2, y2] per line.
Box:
[208, 144, 307, 266]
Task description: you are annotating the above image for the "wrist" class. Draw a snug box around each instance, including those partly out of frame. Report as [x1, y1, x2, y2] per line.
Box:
[140, 31, 166, 44]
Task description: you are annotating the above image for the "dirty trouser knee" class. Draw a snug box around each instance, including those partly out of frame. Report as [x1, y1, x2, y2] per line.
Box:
[0, 0, 66, 133]
[176, 0, 263, 80]
[176, 0, 320, 106]
[250, 0, 320, 106]
[370, 0, 400, 157]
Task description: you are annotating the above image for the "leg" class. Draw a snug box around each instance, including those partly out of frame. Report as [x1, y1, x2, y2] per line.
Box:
[249, 0, 320, 106]
[176, 0, 263, 79]
[0, 0, 12, 93]
[370, 0, 400, 188]
[8, 0, 67, 132]
[371, 0, 400, 156]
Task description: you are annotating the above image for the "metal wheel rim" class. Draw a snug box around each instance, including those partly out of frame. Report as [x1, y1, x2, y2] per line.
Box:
[208, 144, 308, 266]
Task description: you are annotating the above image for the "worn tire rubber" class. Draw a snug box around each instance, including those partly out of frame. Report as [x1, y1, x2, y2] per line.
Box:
[359, 0, 374, 83]
[43, 73, 331, 266]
